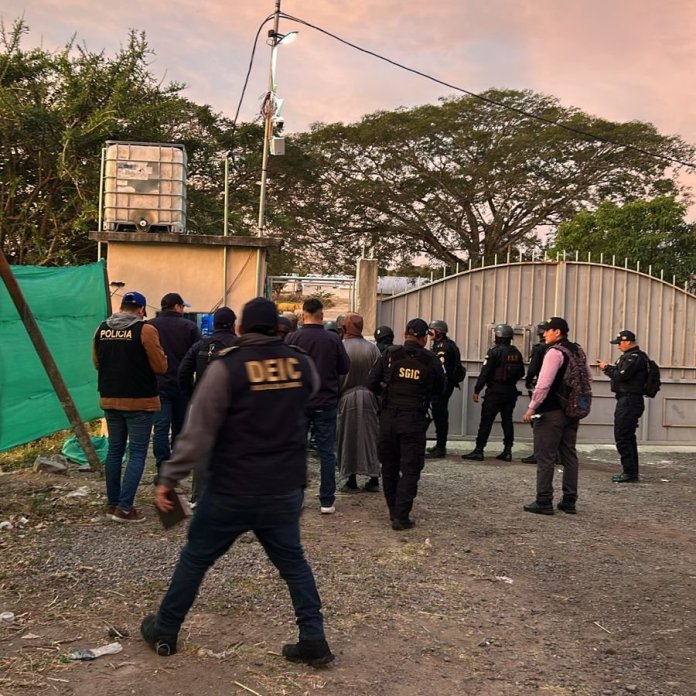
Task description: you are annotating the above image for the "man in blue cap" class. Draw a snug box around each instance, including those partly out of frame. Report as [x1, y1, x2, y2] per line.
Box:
[93, 291, 167, 522]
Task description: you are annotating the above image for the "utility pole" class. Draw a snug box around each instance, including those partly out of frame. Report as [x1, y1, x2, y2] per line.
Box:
[0, 250, 103, 474]
[257, 0, 283, 237]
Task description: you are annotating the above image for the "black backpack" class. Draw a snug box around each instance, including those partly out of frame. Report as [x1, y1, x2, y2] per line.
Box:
[195, 338, 225, 379]
[449, 341, 466, 384]
[640, 352, 662, 398]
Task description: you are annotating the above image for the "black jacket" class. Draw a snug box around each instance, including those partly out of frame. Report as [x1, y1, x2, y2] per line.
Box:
[367, 340, 445, 411]
[431, 336, 462, 385]
[286, 324, 350, 409]
[603, 346, 648, 395]
[178, 329, 238, 395]
[159, 333, 320, 496]
[147, 311, 200, 392]
[475, 342, 525, 395]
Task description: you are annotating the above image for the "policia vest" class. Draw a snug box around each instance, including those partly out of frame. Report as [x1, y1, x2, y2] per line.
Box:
[95, 320, 158, 399]
[382, 344, 439, 412]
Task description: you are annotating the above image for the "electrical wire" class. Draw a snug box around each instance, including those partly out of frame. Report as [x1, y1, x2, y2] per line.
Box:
[278, 12, 695, 171]
[231, 14, 274, 132]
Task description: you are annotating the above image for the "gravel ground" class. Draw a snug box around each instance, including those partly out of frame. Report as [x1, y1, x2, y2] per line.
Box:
[1, 443, 695, 695]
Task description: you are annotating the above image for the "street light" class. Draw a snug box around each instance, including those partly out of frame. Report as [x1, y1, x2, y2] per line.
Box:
[257, 5, 297, 238]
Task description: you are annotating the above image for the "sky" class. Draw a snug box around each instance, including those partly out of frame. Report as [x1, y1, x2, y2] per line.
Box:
[5, 0, 696, 205]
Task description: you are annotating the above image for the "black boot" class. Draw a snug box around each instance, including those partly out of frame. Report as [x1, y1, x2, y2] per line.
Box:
[461, 448, 484, 461]
[520, 454, 537, 464]
[282, 638, 334, 666]
[425, 445, 446, 459]
[495, 448, 512, 462]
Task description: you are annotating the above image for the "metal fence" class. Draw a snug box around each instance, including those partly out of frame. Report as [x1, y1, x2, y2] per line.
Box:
[378, 257, 696, 445]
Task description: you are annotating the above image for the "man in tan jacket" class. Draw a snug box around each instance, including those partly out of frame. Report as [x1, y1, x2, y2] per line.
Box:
[93, 291, 167, 522]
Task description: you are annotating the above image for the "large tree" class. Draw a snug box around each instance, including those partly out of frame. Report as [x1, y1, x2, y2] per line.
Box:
[548, 196, 696, 289]
[272, 90, 693, 271]
[0, 21, 242, 264]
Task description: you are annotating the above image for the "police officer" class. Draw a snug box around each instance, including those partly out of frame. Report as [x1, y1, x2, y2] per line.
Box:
[521, 323, 548, 464]
[425, 320, 464, 458]
[367, 318, 445, 530]
[597, 330, 648, 483]
[462, 323, 525, 462]
[141, 297, 334, 666]
[374, 325, 395, 354]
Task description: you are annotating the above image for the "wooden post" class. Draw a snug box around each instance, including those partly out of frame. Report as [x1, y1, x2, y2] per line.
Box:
[0, 250, 103, 475]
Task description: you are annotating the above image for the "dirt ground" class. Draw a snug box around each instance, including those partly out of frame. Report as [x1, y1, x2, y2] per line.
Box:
[1, 443, 694, 696]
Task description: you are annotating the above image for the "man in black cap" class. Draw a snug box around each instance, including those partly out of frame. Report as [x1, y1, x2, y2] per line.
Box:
[141, 297, 333, 666]
[178, 306, 238, 504]
[148, 292, 200, 479]
[367, 318, 445, 530]
[598, 330, 648, 483]
[522, 317, 592, 515]
[286, 298, 350, 515]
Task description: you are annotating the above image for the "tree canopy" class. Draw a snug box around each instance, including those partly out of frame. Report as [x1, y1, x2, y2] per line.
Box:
[273, 90, 693, 271]
[2, 21, 694, 279]
[548, 196, 696, 289]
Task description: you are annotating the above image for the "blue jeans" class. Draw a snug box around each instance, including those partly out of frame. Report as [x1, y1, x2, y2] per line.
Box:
[104, 409, 154, 512]
[155, 489, 326, 640]
[152, 389, 190, 466]
[306, 407, 337, 507]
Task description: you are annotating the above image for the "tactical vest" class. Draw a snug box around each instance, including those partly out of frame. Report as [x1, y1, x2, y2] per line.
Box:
[95, 321, 158, 398]
[535, 341, 570, 414]
[208, 342, 315, 496]
[491, 344, 525, 385]
[383, 346, 435, 411]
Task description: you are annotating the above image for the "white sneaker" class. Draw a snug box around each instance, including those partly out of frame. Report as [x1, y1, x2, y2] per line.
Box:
[320, 505, 336, 515]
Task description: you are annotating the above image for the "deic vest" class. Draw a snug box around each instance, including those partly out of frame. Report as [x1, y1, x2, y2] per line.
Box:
[95, 321, 158, 399]
[208, 342, 315, 496]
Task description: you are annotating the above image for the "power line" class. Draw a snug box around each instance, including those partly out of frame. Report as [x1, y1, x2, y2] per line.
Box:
[278, 12, 695, 171]
[231, 14, 274, 130]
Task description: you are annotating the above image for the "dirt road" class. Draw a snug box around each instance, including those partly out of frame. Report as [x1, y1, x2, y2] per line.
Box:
[1, 445, 694, 695]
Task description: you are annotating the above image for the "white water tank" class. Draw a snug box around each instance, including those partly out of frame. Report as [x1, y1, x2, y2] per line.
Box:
[102, 141, 187, 233]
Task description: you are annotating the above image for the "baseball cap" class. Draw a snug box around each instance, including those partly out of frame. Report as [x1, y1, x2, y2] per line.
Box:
[540, 316, 569, 334]
[610, 330, 636, 344]
[121, 291, 147, 316]
[405, 318, 430, 338]
[213, 307, 236, 328]
[241, 297, 279, 334]
[161, 292, 191, 309]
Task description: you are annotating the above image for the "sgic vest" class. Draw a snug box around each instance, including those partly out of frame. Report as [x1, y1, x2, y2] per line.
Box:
[208, 342, 315, 496]
[95, 321, 158, 398]
[382, 345, 436, 412]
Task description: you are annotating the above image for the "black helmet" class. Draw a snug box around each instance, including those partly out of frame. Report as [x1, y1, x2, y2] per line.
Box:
[429, 319, 448, 334]
[494, 323, 513, 339]
[374, 325, 394, 341]
[323, 320, 338, 334]
[536, 322, 545, 337]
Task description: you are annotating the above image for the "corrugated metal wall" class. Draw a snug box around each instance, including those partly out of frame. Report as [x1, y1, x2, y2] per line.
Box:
[378, 260, 696, 444]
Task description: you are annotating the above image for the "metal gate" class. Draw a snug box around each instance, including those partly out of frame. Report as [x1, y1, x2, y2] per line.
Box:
[378, 258, 696, 445]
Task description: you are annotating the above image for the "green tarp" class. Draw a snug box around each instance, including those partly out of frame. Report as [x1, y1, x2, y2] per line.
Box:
[0, 261, 109, 451]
